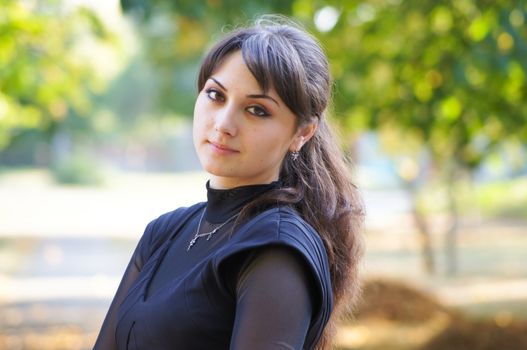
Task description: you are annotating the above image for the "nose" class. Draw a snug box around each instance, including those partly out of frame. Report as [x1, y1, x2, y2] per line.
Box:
[214, 104, 238, 136]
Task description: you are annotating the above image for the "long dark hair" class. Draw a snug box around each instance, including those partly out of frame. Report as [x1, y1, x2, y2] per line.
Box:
[197, 16, 365, 349]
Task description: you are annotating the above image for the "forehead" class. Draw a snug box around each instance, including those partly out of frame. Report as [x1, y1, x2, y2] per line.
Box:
[211, 51, 272, 94]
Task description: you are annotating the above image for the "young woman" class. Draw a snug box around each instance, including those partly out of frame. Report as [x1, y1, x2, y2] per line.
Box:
[94, 16, 364, 350]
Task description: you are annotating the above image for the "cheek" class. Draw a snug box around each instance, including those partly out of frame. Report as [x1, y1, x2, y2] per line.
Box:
[193, 99, 209, 135]
[251, 135, 289, 162]
[192, 111, 206, 147]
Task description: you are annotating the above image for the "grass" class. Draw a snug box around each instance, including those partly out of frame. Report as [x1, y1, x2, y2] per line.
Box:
[416, 175, 527, 220]
[473, 177, 527, 218]
[0, 168, 526, 350]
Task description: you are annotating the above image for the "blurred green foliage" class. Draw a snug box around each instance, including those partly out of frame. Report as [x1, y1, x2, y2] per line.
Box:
[1, 0, 526, 189]
[323, 0, 527, 174]
[416, 175, 527, 220]
[52, 149, 105, 185]
[120, 0, 298, 115]
[473, 176, 527, 218]
[119, 0, 527, 174]
[0, 0, 116, 152]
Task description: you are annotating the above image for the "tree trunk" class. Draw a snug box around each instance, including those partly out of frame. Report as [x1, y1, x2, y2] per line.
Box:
[408, 183, 436, 274]
[444, 169, 460, 276]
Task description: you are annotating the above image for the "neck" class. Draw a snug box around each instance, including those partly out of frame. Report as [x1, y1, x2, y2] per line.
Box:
[208, 175, 280, 190]
[204, 180, 281, 223]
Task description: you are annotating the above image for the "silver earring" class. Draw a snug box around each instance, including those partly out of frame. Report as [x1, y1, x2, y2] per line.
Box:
[291, 151, 299, 161]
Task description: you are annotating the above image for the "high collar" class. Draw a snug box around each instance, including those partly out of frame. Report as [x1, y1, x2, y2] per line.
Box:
[204, 180, 281, 223]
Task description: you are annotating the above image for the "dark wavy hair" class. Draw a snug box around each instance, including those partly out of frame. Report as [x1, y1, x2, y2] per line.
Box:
[197, 16, 365, 349]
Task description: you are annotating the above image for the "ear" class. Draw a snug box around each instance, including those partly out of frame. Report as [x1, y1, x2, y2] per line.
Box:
[289, 121, 318, 152]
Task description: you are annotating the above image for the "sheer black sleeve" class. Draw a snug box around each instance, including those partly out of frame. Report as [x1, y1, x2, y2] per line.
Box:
[93, 221, 155, 350]
[229, 246, 315, 350]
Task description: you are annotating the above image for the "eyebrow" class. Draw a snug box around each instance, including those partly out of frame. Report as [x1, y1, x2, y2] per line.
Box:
[209, 77, 280, 107]
[247, 94, 280, 107]
[210, 77, 228, 91]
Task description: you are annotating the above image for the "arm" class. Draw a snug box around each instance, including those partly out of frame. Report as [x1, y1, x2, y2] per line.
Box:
[229, 246, 314, 350]
[93, 221, 155, 350]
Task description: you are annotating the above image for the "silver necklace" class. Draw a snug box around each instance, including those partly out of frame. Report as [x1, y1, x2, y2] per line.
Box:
[187, 208, 239, 251]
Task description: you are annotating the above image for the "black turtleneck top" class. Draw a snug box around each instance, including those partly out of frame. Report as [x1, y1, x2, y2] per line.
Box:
[94, 181, 333, 350]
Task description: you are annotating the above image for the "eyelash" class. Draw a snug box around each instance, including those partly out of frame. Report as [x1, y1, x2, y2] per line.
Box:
[204, 88, 271, 118]
[205, 88, 225, 102]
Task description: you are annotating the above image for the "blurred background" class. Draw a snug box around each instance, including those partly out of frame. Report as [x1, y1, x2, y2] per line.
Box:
[1, 0, 526, 349]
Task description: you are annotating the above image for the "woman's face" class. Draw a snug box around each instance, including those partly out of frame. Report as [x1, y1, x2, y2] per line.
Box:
[193, 51, 313, 189]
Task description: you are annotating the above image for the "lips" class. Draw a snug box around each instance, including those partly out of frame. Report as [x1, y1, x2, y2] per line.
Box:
[208, 140, 239, 153]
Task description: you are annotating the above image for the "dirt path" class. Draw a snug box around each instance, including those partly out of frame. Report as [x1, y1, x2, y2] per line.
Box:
[0, 169, 526, 350]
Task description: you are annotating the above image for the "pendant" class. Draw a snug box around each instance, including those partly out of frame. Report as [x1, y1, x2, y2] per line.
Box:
[187, 212, 238, 252]
[187, 230, 215, 251]
[187, 237, 198, 251]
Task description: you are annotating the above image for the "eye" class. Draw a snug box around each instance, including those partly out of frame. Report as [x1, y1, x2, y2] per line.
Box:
[205, 88, 225, 102]
[246, 105, 271, 117]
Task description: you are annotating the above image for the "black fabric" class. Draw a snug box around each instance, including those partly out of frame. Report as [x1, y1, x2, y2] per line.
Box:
[230, 246, 313, 349]
[93, 182, 333, 350]
[204, 180, 281, 222]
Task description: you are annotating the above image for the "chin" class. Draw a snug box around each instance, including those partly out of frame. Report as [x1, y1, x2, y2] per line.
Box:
[201, 162, 233, 177]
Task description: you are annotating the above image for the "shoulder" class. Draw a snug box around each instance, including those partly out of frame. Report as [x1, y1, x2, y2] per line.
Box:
[227, 206, 328, 263]
[138, 202, 205, 262]
[213, 206, 334, 346]
[215, 206, 333, 301]
[221, 205, 326, 258]
[149, 202, 204, 235]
